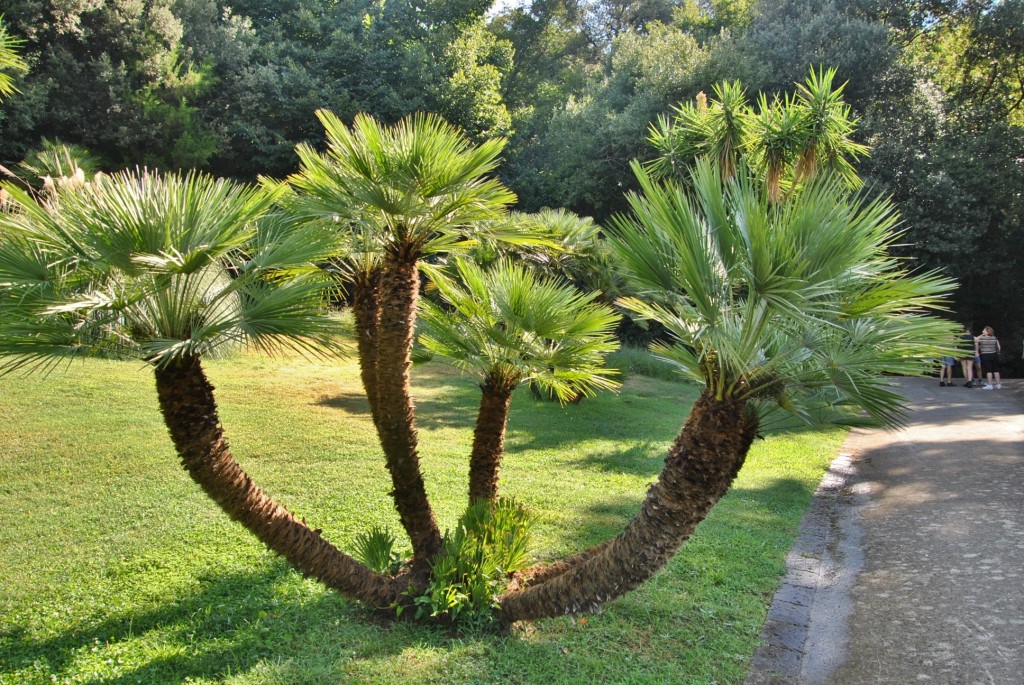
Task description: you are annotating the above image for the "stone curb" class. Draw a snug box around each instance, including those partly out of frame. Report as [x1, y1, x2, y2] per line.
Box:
[744, 450, 859, 684]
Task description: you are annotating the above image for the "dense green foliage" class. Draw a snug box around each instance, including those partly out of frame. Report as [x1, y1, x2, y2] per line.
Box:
[2, 1, 1016, 358]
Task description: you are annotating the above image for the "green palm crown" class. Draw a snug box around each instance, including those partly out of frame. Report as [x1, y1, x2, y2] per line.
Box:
[0, 168, 344, 372]
[420, 258, 621, 402]
[609, 159, 956, 429]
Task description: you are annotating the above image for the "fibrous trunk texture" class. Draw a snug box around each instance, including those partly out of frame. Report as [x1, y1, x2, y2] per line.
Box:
[369, 253, 442, 562]
[468, 376, 515, 504]
[154, 354, 407, 607]
[498, 393, 757, 623]
[352, 268, 382, 418]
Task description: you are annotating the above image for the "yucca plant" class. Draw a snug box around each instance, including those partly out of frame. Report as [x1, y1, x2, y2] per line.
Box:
[794, 66, 869, 187]
[420, 257, 620, 503]
[704, 80, 751, 181]
[748, 92, 807, 203]
[0, 169, 411, 607]
[647, 69, 867, 198]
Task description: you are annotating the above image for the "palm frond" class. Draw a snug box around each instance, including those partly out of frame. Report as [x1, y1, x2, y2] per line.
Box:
[419, 259, 620, 402]
[609, 159, 956, 428]
[289, 111, 516, 261]
[0, 169, 345, 373]
[0, 16, 28, 100]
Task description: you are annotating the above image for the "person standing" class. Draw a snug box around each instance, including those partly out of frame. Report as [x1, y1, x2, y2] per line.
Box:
[976, 326, 1002, 390]
[939, 354, 955, 387]
[958, 326, 975, 387]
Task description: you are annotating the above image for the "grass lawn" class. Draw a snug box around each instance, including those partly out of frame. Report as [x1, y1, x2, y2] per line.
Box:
[0, 346, 845, 685]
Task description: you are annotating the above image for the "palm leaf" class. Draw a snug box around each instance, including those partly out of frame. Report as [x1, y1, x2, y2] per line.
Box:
[609, 159, 956, 428]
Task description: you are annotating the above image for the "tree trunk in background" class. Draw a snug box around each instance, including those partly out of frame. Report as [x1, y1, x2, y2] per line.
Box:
[498, 393, 758, 622]
[154, 354, 407, 608]
[372, 251, 442, 563]
[468, 376, 515, 504]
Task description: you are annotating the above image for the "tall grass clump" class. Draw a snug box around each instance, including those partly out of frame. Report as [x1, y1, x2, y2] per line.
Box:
[606, 345, 683, 382]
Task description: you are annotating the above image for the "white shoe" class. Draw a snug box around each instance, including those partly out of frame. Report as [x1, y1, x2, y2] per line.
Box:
[995, 384, 1002, 389]
[983, 385, 994, 390]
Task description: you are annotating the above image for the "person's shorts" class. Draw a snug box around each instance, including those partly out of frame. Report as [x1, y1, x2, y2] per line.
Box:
[981, 352, 1000, 374]
[941, 357, 955, 366]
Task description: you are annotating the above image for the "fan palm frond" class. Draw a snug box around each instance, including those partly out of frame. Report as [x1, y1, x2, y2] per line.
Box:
[609, 159, 956, 427]
[0, 16, 27, 100]
[0, 169, 345, 373]
[288, 111, 517, 260]
[420, 258, 620, 402]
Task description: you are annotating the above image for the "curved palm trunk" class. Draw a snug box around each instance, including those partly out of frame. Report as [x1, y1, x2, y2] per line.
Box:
[154, 354, 408, 607]
[468, 377, 515, 504]
[498, 393, 757, 623]
[372, 252, 442, 563]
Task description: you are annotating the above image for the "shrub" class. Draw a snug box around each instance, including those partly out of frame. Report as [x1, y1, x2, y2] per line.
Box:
[409, 497, 534, 628]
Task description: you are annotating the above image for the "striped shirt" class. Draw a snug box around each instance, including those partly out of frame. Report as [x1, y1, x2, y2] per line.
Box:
[977, 334, 1000, 354]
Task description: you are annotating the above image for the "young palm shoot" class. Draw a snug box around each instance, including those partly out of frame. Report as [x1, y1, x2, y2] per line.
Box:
[287, 111, 517, 563]
[0, 169, 408, 607]
[495, 160, 955, 623]
[420, 258, 620, 504]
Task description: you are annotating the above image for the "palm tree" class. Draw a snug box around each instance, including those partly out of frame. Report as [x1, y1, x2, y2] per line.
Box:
[0, 169, 408, 607]
[287, 111, 517, 564]
[495, 160, 955, 622]
[419, 258, 620, 504]
[8, 139, 104, 190]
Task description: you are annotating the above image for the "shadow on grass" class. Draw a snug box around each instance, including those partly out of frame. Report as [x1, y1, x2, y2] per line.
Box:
[1, 474, 817, 685]
[565, 441, 667, 478]
[0, 565, 434, 685]
[539, 475, 812, 569]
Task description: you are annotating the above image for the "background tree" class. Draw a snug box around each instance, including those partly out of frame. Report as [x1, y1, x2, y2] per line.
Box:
[0, 0, 219, 169]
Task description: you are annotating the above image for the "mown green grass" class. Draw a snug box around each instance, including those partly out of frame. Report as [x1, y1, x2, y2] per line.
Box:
[0, 349, 845, 685]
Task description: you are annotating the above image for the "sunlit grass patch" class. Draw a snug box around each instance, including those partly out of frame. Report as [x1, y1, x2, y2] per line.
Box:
[0, 348, 843, 684]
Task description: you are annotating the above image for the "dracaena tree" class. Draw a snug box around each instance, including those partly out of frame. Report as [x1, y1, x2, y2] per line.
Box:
[419, 258, 620, 504]
[647, 68, 868, 201]
[0, 169, 411, 607]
